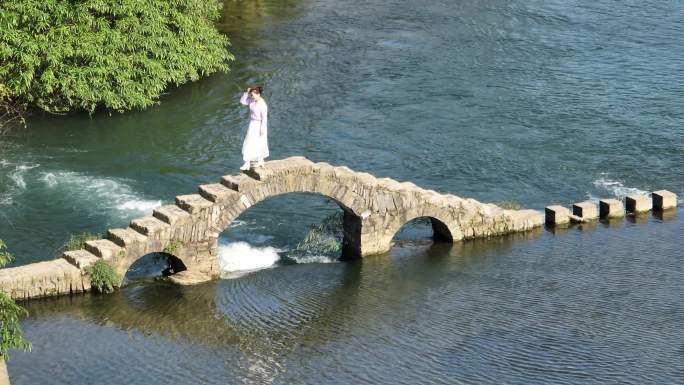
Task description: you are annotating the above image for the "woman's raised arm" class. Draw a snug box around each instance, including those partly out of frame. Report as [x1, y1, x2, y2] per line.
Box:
[240, 92, 251, 105]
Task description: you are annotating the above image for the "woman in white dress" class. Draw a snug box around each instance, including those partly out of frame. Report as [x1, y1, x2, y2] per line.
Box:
[239, 86, 269, 170]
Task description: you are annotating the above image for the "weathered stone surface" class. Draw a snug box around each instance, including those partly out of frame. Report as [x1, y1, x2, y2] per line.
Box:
[242, 165, 276, 180]
[625, 194, 651, 213]
[0, 259, 89, 300]
[153, 204, 192, 225]
[312, 162, 335, 177]
[130, 216, 171, 236]
[85, 239, 123, 261]
[62, 249, 100, 270]
[545, 205, 571, 225]
[599, 199, 624, 218]
[572, 201, 598, 220]
[221, 174, 259, 192]
[175, 194, 213, 214]
[652, 190, 677, 210]
[107, 228, 147, 247]
[168, 270, 213, 285]
[507, 209, 545, 230]
[198, 183, 239, 203]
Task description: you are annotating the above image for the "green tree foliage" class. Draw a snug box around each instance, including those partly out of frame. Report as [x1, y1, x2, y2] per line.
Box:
[0, 0, 233, 113]
[0, 84, 26, 135]
[0, 240, 31, 360]
[86, 259, 119, 294]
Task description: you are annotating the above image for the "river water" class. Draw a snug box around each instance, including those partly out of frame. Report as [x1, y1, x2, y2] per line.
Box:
[2, 0, 683, 384]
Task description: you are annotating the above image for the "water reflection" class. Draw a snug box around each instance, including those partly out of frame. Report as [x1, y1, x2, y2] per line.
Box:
[21, 229, 540, 352]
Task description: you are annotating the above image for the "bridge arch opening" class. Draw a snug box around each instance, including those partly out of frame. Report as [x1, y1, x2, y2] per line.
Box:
[391, 216, 454, 244]
[123, 252, 187, 283]
[217, 192, 359, 277]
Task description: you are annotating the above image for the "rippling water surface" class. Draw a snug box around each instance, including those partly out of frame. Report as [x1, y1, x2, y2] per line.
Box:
[2, 0, 683, 383]
[11, 217, 684, 384]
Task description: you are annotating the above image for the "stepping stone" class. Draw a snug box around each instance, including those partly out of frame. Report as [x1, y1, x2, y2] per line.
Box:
[599, 199, 624, 218]
[625, 194, 651, 213]
[652, 190, 677, 210]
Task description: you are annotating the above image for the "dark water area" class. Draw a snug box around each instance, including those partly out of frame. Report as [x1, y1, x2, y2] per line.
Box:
[1, 0, 683, 383]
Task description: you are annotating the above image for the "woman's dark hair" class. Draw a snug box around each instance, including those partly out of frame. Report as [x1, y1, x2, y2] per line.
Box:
[249, 86, 263, 95]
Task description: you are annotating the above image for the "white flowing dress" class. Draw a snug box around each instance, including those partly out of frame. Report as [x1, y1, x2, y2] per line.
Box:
[240, 92, 269, 162]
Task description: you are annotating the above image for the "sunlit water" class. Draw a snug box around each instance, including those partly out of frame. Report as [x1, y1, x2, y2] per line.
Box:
[1, 0, 683, 383]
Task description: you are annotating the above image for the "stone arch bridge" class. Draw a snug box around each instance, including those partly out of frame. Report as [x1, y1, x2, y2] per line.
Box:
[0, 157, 543, 300]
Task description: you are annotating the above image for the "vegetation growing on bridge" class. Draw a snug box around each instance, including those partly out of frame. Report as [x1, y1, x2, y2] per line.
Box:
[0, 240, 31, 360]
[292, 213, 343, 256]
[163, 240, 184, 256]
[0, 0, 233, 115]
[63, 232, 101, 252]
[86, 259, 119, 294]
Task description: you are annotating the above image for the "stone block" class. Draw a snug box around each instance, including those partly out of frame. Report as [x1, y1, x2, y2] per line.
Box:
[354, 172, 378, 188]
[332, 166, 354, 179]
[545, 205, 570, 225]
[262, 156, 313, 176]
[652, 190, 677, 210]
[625, 194, 651, 213]
[175, 194, 213, 214]
[85, 239, 123, 261]
[599, 199, 624, 218]
[242, 166, 274, 180]
[153, 204, 192, 225]
[312, 162, 335, 176]
[239, 194, 253, 208]
[221, 174, 258, 192]
[62, 249, 100, 270]
[505, 209, 544, 230]
[572, 201, 598, 220]
[376, 178, 401, 191]
[107, 227, 147, 247]
[199, 183, 239, 203]
[130, 216, 171, 236]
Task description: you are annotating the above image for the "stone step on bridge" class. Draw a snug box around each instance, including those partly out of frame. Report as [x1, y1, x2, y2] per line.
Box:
[0, 156, 544, 300]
